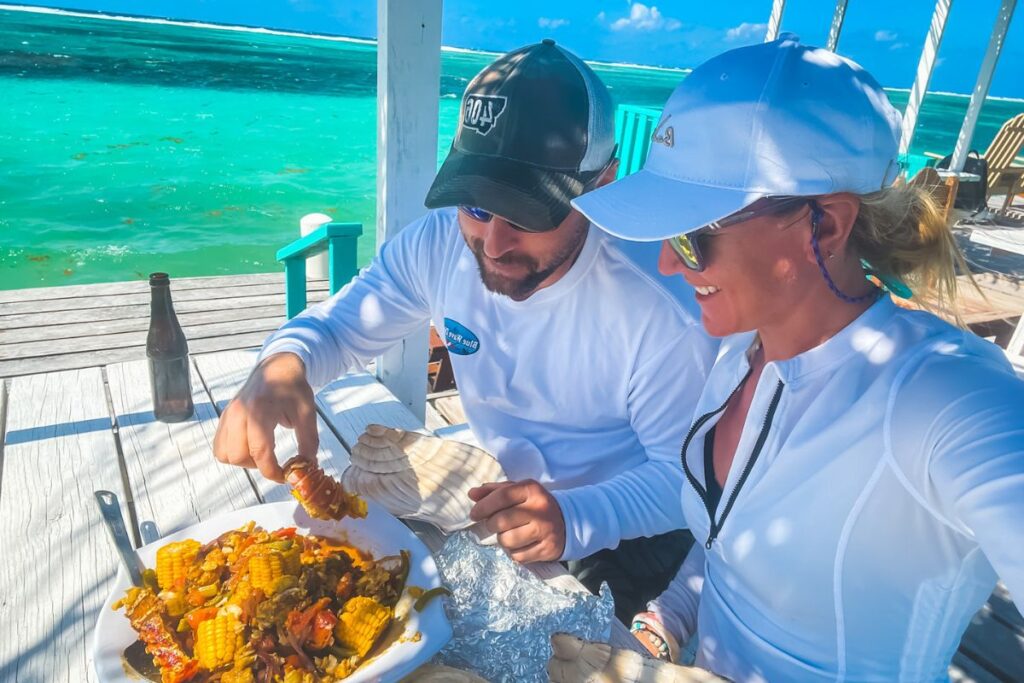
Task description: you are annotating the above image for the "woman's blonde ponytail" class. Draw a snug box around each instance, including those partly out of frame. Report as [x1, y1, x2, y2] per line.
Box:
[848, 184, 973, 323]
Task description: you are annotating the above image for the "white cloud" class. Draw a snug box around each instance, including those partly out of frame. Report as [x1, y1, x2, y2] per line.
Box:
[875, 29, 898, 42]
[890, 41, 908, 50]
[725, 22, 767, 41]
[604, 3, 682, 32]
[538, 17, 569, 29]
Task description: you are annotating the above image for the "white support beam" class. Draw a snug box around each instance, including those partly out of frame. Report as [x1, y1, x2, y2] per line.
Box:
[375, 0, 442, 421]
[950, 0, 1017, 172]
[826, 0, 850, 52]
[766, 0, 787, 42]
[899, 0, 953, 156]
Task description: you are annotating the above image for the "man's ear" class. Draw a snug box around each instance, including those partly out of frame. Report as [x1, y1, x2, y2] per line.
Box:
[804, 193, 860, 263]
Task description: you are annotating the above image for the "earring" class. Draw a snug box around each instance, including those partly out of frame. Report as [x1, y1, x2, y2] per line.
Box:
[827, 251, 836, 260]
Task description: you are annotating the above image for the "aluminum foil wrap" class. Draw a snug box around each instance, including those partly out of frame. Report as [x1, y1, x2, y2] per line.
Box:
[430, 531, 614, 682]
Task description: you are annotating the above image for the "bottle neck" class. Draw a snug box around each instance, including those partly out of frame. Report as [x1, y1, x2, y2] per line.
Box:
[147, 282, 187, 358]
[150, 283, 174, 315]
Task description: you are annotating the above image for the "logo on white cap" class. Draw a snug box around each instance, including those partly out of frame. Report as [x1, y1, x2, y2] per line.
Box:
[463, 95, 508, 135]
[651, 115, 674, 148]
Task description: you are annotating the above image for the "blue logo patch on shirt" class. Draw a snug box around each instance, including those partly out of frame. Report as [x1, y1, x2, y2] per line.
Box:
[443, 318, 480, 356]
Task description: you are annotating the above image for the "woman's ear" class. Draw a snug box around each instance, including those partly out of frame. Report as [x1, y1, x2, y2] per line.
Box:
[803, 193, 861, 264]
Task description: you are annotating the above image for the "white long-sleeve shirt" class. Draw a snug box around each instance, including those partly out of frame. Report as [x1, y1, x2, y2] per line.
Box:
[260, 208, 718, 560]
[650, 296, 1024, 682]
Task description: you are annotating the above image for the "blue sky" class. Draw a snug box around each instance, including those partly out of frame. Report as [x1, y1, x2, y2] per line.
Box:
[15, 1, 1024, 98]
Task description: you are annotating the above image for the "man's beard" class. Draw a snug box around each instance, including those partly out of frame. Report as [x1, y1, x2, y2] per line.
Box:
[466, 222, 588, 300]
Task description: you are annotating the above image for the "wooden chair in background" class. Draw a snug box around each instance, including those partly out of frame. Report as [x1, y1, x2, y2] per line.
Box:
[984, 113, 1024, 204]
[428, 326, 456, 393]
[925, 113, 1024, 215]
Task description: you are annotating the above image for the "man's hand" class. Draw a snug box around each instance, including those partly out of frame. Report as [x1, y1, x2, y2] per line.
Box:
[468, 479, 566, 563]
[212, 352, 319, 483]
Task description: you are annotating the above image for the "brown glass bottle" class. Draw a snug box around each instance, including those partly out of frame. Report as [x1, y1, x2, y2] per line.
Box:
[146, 273, 194, 422]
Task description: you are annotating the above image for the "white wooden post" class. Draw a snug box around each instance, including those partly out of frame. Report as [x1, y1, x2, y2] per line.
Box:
[826, 0, 850, 52]
[899, 0, 954, 156]
[765, 0, 787, 42]
[950, 0, 1017, 172]
[375, 0, 442, 421]
[300, 213, 332, 279]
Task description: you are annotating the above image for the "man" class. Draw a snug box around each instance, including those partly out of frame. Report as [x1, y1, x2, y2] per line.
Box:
[213, 39, 717, 622]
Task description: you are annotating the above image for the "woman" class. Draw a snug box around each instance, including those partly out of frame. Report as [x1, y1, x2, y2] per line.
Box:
[562, 35, 1024, 682]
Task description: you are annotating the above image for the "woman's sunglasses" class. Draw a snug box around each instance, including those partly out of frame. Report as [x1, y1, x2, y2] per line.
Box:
[667, 197, 809, 271]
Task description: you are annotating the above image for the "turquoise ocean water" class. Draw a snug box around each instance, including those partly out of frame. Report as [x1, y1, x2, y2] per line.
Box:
[2, 7, 1023, 291]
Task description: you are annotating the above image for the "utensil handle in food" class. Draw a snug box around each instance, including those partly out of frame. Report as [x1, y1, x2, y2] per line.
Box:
[94, 490, 145, 587]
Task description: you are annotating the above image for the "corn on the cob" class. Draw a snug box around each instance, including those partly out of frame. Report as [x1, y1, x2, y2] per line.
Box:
[196, 546, 227, 585]
[334, 597, 392, 658]
[194, 613, 244, 669]
[156, 540, 201, 591]
[282, 666, 315, 683]
[219, 644, 257, 683]
[247, 545, 300, 596]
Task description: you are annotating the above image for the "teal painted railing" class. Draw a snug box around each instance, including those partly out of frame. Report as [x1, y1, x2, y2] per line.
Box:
[276, 222, 362, 319]
[614, 104, 662, 178]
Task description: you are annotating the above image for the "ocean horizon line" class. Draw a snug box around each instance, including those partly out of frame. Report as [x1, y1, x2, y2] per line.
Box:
[0, 3, 695, 76]
[3, 3, 1022, 102]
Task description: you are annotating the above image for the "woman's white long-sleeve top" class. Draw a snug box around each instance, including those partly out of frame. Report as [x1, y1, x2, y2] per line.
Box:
[659, 296, 1024, 682]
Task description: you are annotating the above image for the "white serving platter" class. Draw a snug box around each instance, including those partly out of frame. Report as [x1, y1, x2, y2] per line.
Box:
[93, 500, 451, 682]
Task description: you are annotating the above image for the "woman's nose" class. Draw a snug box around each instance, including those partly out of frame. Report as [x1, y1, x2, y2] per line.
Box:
[658, 240, 688, 276]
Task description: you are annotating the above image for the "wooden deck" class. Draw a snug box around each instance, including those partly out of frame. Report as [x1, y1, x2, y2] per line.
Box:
[0, 272, 330, 378]
[1, 273, 1023, 680]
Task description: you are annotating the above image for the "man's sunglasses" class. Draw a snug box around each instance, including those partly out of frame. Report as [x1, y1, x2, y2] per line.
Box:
[667, 197, 809, 272]
[458, 205, 532, 231]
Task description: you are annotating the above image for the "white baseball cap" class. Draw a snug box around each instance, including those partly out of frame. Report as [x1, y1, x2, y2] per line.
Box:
[573, 34, 903, 241]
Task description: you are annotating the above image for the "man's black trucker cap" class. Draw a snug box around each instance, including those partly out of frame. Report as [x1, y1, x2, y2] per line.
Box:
[424, 39, 615, 232]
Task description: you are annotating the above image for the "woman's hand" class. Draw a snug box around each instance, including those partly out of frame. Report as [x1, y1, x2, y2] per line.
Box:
[547, 633, 722, 682]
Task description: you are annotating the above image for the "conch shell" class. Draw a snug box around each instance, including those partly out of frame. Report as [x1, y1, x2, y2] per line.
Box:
[342, 425, 507, 535]
[547, 634, 726, 683]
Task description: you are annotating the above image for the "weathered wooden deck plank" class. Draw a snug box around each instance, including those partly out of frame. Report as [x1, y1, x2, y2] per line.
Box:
[958, 600, 1024, 682]
[990, 583, 1024, 633]
[0, 272, 292, 304]
[316, 371, 427, 449]
[193, 349, 352, 502]
[0, 379, 6, 497]
[431, 393, 467, 426]
[106, 359, 260, 539]
[0, 280, 330, 316]
[0, 329, 276, 378]
[0, 304, 285, 345]
[950, 651, 1003, 683]
[1, 316, 286, 360]
[0, 369, 123, 682]
[423, 398, 449, 432]
[0, 289, 330, 330]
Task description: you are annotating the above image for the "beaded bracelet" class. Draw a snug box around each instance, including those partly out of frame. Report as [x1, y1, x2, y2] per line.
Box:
[630, 620, 672, 661]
